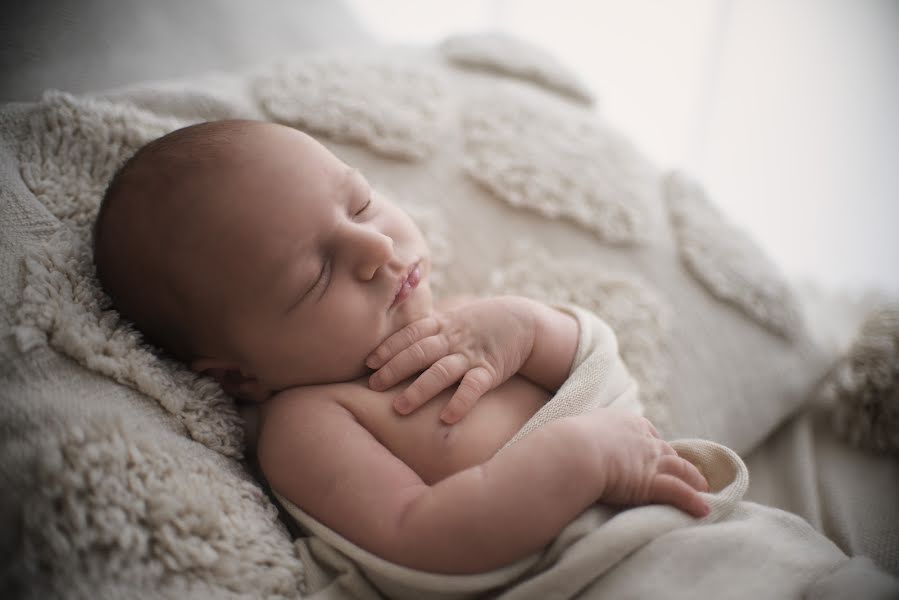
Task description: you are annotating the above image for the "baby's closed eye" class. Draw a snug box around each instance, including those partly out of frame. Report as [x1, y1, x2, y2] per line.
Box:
[354, 196, 372, 217]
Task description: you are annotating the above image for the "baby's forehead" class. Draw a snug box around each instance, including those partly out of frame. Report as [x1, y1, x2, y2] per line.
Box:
[149, 122, 352, 245]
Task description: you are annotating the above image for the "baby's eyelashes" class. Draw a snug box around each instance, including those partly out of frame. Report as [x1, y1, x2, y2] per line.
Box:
[354, 197, 372, 217]
[308, 259, 331, 300]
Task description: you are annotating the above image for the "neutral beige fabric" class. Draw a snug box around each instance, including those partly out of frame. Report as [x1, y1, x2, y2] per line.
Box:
[275, 308, 897, 599]
[818, 304, 899, 453]
[745, 407, 899, 576]
[743, 282, 899, 577]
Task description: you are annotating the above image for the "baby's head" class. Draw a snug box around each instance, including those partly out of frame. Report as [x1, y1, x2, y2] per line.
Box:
[93, 120, 433, 401]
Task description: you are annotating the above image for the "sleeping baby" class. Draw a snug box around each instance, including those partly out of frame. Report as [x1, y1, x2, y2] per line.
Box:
[91, 119, 709, 575]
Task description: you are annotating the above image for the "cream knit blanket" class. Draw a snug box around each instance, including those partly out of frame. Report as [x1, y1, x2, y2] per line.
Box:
[275, 306, 898, 599]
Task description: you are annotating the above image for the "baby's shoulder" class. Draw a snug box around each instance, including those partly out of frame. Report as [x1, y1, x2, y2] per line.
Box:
[261, 381, 356, 424]
[255, 382, 365, 475]
[258, 380, 374, 441]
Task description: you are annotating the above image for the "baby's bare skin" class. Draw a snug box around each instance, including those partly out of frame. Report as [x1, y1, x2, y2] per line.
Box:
[262, 373, 549, 485]
[277, 294, 551, 485]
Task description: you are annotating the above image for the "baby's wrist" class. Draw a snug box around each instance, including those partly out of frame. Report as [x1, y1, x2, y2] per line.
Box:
[548, 416, 610, 495]
[487, 294, 540, 358]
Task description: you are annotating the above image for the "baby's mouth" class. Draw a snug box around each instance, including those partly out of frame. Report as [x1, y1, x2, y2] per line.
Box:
[392, 261, 421, 308]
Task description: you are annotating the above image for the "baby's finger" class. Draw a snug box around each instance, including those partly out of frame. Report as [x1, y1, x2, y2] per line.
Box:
[395, 354, 469, 415]
[658, 441, 678, 457]
[658, 455, 710, 493]
[651, 474, 710, 519]
[366, 316, 441, 369]
[440, 366, 494, 424]
[370, 334, 449, 391]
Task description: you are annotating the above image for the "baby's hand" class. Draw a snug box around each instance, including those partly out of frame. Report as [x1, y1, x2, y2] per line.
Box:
[578, 408, 710, 518]
[366, 296, 538, 423]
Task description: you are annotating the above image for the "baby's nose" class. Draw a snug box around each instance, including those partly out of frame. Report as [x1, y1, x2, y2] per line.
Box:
[353, 229, 394, 280]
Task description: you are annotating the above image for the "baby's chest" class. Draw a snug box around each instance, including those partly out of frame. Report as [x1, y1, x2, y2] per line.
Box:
[335, 376, 549, 484]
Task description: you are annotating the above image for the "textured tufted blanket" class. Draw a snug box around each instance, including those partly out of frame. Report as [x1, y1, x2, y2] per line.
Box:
[2, 34, 896, 598]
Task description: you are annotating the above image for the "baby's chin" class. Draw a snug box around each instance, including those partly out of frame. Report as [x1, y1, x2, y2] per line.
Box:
[324, 352, 375, 385]
[348, 359, 374, 384]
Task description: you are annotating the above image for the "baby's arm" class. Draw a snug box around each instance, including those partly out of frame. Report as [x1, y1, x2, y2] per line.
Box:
[258, 391, 708, 575]
[515, 299, 579, 391]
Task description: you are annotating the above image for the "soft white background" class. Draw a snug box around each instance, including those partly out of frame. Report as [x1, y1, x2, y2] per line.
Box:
[347, 0, 899, 296]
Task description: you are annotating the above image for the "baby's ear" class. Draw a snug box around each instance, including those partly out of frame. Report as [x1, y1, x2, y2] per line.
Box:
[190, 358, 271, 403]
[191, 357, 246, 396]
[190, 357, 234, 382]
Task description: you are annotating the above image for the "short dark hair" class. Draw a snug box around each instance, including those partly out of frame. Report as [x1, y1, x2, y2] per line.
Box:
[92, 119, 262, 361]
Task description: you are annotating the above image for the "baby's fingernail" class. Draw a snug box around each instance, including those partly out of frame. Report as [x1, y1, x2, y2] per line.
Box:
[368, 373, 381, 389]
[366, 355, 379, 369]
[395, 396, 410, 414]
[440, 409, 457, 424]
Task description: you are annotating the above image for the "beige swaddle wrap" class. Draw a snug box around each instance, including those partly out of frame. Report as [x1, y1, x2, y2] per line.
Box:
[275, 306, 898, 600]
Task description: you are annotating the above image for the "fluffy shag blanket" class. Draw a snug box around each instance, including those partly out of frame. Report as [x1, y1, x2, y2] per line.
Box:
[818, 304, 899, 453]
